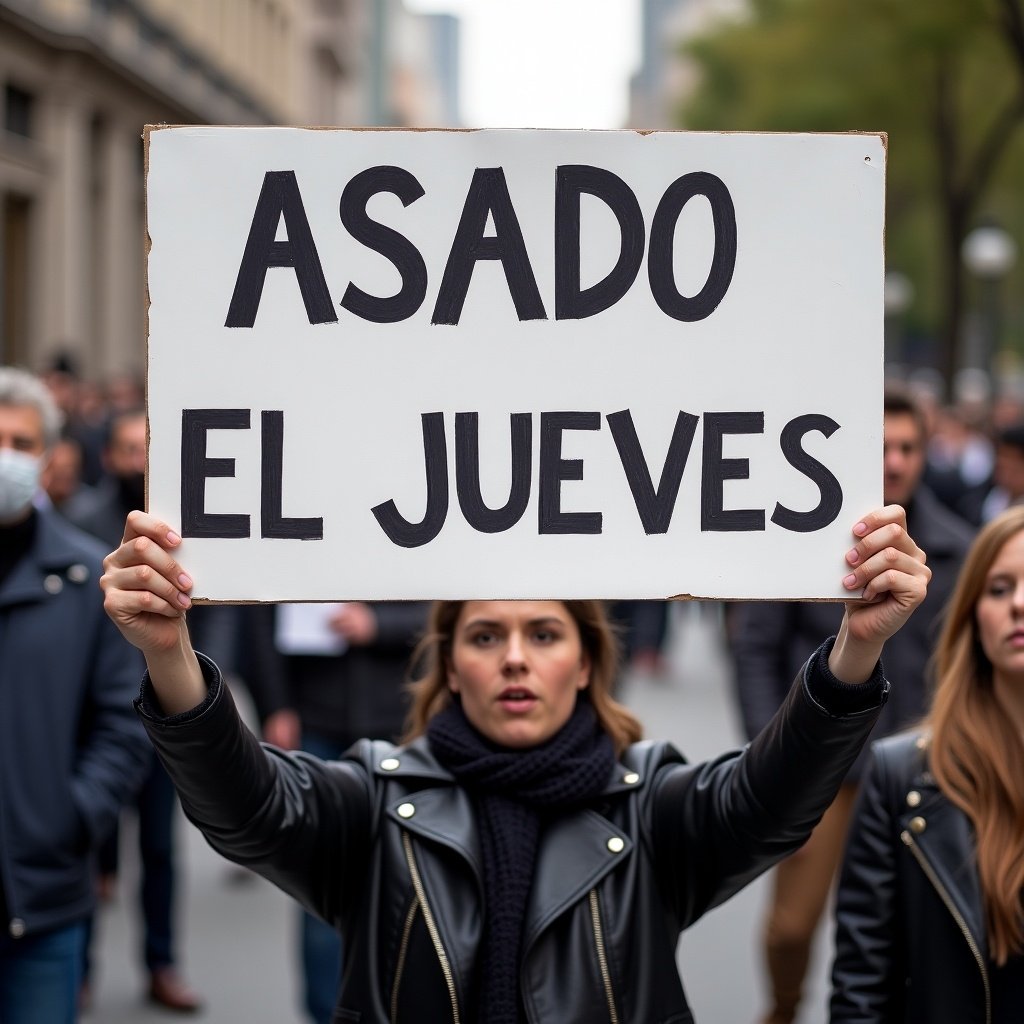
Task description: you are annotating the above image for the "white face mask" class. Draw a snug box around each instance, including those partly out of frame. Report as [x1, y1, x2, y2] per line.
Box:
[0, 449, 41, 521]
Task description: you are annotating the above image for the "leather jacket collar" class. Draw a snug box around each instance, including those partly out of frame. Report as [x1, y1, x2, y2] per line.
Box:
[374, 737, 641, 949]
[896, 741, 988, 964]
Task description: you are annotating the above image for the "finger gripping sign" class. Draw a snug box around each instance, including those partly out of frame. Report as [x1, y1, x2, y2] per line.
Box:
[145, 126, 885, 602]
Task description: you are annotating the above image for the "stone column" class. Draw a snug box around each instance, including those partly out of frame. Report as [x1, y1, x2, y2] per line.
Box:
[42, 83, 91, 363]
[100, 119, 144, 377]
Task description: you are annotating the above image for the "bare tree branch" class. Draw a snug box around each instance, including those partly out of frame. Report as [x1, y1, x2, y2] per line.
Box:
[997, 0, 1024, 71]
[962, 92, 1024, 211]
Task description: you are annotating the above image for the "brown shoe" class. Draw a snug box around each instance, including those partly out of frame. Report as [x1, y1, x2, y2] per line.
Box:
[95, 872, 117, 903]
[148, 967, 203, 1014]
[78, 979, 92, 1015]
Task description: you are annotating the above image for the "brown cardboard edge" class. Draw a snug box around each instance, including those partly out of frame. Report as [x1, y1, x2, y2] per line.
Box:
[143, 126, 152, 517]
[189, 593, 854, 605]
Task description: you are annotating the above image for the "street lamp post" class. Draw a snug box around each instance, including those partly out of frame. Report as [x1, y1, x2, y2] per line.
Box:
[962, 224, 1018, 389]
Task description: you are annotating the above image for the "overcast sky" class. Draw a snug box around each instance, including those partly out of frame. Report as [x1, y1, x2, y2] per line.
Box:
[406, 0, 642, 129]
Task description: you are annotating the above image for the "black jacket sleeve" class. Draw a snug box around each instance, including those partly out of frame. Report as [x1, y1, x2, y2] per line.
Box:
[135, 654, 373, 925]
[653, 640, 887, 928]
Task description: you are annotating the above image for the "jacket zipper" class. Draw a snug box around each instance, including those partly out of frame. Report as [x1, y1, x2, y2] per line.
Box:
[401, 830, 461, 1024]
[588, 888, 620, 1024]
[901, 830, 991, 1024]
[390, 896, 418, 1024]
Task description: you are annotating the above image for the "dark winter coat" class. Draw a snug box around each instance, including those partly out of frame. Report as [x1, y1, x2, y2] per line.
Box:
[0, 508, 150, 938]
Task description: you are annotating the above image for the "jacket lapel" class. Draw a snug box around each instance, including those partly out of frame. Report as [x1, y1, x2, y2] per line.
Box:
[385, 783, 483, 891]
[378, 741, 637, 956]
[902, 785, 988, 963]
[522, 808, 632, 949]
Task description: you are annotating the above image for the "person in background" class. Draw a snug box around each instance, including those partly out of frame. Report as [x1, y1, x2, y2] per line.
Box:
[98, 497, 929, 1023]
[832, 504, 1024, 1022]
[729, 384, 974, 1024]
[39, 352, 105, 487]
[239, 600, 427, 1024]
[607, 600, 672, 676]
[41, 433, 92, 515]
[103, 370, 145, 418]
[67, 407, 203, 1013]
[0, 367, 149, 1024]
[957, 421, 1024, 527]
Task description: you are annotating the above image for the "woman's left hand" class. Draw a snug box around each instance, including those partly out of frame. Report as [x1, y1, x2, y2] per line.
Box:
[829, 504, 931, 684]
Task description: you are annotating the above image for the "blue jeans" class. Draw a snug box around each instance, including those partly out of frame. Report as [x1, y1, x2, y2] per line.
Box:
[138, 755, 178, 971]
[0, 920, 87, 1024]
[299, 732, 345, 1024]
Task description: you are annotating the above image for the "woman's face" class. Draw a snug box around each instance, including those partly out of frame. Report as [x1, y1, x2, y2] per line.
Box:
[448, 601, 591, 748]
[976, 530, 1024, 683]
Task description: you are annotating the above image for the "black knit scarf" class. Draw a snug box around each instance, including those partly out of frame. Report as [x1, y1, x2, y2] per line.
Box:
[427, 695, 615, 1024]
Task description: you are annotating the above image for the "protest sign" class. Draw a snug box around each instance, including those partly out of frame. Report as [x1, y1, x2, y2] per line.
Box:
[145, 126, 885, 600]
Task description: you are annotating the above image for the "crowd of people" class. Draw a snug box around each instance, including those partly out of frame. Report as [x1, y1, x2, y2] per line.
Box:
[2, 353, 1024, 1023]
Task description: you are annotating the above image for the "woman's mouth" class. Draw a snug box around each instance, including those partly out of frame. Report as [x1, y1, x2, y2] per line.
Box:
[498, 687, 538, 713]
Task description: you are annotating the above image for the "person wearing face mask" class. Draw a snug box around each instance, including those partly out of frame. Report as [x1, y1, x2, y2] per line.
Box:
[0, 367, 150, 1024]
[66, 407, 204, 1013]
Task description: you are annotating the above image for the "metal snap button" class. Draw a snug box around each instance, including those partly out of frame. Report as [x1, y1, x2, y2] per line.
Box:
[9, 918, 25, 938]
[397, 803, 415, 819]
[607, 836, 625, 854]
[623, 772, 640, 785]
[380, 758, 400, 771]
[909, 816, 927, 834]
[43, 574, 63, 594]
[906, 790, 921, 808]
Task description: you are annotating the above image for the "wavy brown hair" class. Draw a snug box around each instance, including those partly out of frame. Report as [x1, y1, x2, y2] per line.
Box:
[403, 600, 644, 756]
[929, 505, 1024, 964]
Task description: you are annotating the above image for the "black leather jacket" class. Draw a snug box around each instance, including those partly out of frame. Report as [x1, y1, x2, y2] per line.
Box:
[138, 645, 886, 1024]
[831, 732, 992, 1024]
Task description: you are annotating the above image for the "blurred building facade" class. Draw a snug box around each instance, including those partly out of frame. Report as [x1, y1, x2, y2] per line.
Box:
[0, 0, 458, 379]
[628, 0, 745, 129]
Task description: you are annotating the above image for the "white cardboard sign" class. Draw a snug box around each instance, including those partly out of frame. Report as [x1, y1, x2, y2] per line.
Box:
[145, 126, 885, 601]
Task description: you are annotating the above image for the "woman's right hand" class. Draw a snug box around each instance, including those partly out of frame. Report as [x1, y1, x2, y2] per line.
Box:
[101, 512, 207, 715]
[101, 510, 194, 658]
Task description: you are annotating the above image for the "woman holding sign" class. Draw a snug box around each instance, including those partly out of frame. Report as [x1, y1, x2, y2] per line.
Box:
[831, 505, 1024, 1023]
[101, 505, 927, 1024]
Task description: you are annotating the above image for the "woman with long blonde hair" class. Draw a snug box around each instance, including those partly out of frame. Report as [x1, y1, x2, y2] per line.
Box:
[832, 505, 1024, 1023]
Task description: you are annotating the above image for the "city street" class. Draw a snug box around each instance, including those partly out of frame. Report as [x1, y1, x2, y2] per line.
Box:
[4, 2, 1015, 1021]
[86, 603, 833, 1024]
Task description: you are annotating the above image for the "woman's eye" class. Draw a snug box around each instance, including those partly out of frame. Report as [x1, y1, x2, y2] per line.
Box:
[533, 630, 558, 644]
[470, 632, 496, 646]
[988, 582, 1012, 597]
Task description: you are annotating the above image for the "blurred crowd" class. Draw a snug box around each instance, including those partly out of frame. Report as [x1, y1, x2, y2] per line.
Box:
[9, 350, 1024, 1023]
